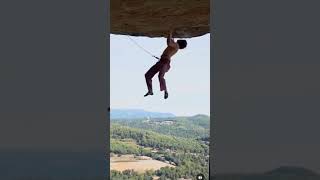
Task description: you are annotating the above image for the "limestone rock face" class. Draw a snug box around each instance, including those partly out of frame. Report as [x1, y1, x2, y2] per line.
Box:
[111, 0, 210, 38]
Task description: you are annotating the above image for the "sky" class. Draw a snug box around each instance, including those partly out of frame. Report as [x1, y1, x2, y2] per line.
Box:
[110, 34, 210, 116]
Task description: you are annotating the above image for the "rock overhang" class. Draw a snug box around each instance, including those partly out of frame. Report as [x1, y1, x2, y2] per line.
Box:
[111, 0, 210, 38]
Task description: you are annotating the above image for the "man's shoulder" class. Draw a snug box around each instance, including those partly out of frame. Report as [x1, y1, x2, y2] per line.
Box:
[168, 41, 178, 47]
[170, 42, 179, 49]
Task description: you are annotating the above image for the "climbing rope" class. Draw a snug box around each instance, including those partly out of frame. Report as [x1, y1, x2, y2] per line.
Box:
[127, 35, 160, 60]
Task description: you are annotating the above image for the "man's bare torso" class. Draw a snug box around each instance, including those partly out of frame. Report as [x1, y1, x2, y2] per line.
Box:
[161, 44, 179, 59]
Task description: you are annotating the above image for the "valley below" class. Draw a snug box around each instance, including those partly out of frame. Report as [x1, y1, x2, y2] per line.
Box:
[110, 114, 210, 180]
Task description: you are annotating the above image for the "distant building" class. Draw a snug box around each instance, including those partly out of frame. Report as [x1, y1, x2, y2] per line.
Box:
[138, 156, 152, 160]
[153, 120, 174, 125]
[161, 120, 174, 125]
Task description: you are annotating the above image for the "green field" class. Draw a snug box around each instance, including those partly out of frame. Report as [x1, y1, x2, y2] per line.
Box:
[110, 115, 210, 180]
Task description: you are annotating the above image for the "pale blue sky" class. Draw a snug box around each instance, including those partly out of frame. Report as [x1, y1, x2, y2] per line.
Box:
[110, 34, 210, 116]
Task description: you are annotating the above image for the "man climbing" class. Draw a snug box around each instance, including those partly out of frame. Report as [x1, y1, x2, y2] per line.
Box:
[144, 30, 187, 99]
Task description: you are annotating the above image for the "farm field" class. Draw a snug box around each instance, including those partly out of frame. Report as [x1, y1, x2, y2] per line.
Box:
[110, 115, 210, 179]
[111, 155, 175, 173]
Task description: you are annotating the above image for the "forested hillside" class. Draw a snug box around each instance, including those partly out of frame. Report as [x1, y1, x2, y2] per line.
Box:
[110, 115, 210, 180]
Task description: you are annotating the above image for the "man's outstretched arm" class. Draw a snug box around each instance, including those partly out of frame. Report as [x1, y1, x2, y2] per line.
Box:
[167, 30, 175, 46]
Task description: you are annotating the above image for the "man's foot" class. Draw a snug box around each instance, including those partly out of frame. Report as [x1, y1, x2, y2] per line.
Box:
[164, 91, 169, 99]
[144, 92, 153, 97]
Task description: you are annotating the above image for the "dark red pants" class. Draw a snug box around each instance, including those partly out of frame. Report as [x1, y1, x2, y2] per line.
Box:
[145, 60, 171, 92]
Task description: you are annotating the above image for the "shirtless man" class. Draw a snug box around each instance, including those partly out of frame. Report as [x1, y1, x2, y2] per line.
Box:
[144, 31, 187, 99]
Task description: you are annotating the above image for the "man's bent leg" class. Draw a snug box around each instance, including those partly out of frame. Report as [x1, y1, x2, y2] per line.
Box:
[144, 63, 160, 96]
[158, 63, 170, 99]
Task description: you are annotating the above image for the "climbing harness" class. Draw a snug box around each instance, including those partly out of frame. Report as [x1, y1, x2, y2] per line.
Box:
[127, 35, 160, 60]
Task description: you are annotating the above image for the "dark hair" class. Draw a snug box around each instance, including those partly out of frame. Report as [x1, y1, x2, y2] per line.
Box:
[177, 40, 187, 49]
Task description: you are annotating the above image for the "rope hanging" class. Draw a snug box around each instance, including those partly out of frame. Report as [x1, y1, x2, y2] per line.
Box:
[127, 35, 160, 60]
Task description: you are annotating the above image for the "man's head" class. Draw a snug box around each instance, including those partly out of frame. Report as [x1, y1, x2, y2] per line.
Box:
[177, 40, 187, 49]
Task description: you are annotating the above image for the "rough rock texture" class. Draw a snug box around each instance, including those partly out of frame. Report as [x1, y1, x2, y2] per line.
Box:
[111, 0, 210, 38]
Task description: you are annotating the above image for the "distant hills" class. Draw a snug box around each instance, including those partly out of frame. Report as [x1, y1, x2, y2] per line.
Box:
[110, 109, 175, 119]
[111, 114, 210, 139]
